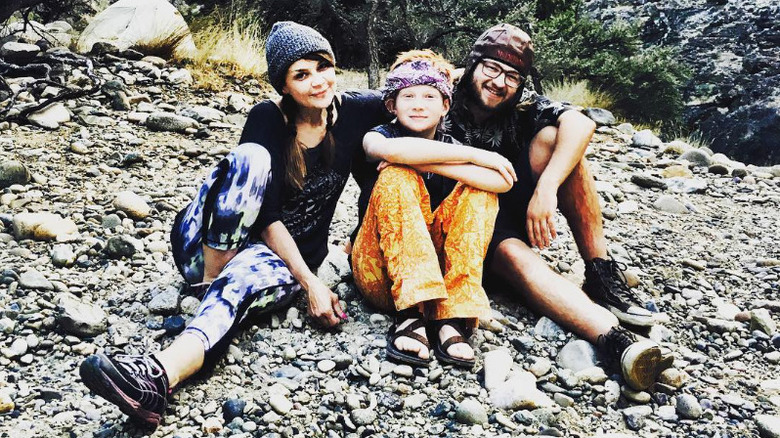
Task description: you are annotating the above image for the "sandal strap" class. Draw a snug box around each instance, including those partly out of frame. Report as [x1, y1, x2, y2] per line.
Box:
[394, 329, 430, 349]
[440, 335, 468, 351]
[392, 318, 430, 348]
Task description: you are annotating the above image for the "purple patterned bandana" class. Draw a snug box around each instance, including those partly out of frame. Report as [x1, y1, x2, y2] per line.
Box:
[381, 60, 453, 102]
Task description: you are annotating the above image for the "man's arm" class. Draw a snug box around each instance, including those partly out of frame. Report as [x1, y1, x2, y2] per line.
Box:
[527, 110, 596, 249]
[363, 132, 517, 185]
[261, 221, 345, 327]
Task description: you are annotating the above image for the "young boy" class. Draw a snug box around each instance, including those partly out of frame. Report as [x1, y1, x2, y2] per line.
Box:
[351, 50, 515, 368]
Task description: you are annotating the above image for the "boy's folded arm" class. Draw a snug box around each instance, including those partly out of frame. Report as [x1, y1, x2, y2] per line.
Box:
[411, 162, 512, 193]
[363, 132, 479, 165]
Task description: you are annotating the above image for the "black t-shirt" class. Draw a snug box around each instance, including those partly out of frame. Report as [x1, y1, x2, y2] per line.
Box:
[447, 90, 573, 231]
[353, 122, 459, 241]
[238, 90, 388, 269]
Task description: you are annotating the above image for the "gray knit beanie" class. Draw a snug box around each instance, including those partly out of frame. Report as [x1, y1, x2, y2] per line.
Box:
[265, 21, 335, 94]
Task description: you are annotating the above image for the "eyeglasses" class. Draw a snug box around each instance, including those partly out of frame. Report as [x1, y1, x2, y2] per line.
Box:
[480, 60, 524, 88]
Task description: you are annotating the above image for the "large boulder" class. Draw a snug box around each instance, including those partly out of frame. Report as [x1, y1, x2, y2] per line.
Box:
[76, 0, 197, 58]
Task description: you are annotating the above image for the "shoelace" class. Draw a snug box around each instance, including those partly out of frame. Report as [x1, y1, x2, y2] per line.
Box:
[596, 259, 643, 307]
[115, 354, 165, 380]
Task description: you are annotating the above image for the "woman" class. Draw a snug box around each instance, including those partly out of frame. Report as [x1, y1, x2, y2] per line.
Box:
[351, 50, 517, 368]
[78, 21, 389, 426]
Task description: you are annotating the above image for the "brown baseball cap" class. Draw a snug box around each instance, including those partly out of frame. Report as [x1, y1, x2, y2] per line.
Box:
[464, 23, 534, 76]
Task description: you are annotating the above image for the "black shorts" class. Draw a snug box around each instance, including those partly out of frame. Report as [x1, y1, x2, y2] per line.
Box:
[485, 139, 535, 270]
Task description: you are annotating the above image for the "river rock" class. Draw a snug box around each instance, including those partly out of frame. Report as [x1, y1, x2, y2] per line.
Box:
[351, 408, 377, 426]
[27, 103, 71, 129]
[483, 348, 513, 390]
[676, 394, 702, 419]
[148, 286, 180, 315]
[145, 112, 198, 133]
[631, 130, 662, 148]
[584, 107, 616, 126]
[104, 235, 139, 258]
[751, 309, 776, 335]
[556, 340, 599, 372]
[113, 190, 151, 219]
[19, 269, 53, 290]
[56, 293, 108, 337]
[756, 415, 780, 438]
[489, 371, 555, 410]
[76, 0, 197, 57]
[653, 195, 688, 214]
[0, 41, 40, 64]
[0, 160, 30, 188]
[0, 392, 14, 414]
[455, 399, 488, 425]
[680, 149, 712, 168]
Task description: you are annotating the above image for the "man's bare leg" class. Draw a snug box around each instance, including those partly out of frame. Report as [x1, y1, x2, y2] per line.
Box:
[528, 126, 607, 261]
[527, 126, 653, 327]
[491, 239, 672, 390]
[491, 238, 616, 343]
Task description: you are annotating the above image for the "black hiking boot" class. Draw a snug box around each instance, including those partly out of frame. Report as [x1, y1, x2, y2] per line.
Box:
[583, 257, 654, 327]
[597, 326, 674, 390]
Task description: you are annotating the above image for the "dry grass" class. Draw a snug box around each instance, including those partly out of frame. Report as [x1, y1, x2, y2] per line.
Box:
[336, 68, 373, 90]
[544, 79, 614, 110]
[181, 3, 267, 91]
[673, 130, 713, 150]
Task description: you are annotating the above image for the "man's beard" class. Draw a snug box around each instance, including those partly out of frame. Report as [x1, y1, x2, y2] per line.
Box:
[465, 78, 516, 116]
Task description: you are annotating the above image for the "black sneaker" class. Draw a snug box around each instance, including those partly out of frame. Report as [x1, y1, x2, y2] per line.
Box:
[583, 257, 654, 327]
[79, 353, 169, 426]
[597, 326, 674, 390]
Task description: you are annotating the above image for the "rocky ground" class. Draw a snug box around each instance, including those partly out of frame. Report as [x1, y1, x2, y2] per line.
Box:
[1, 35, 780, 438]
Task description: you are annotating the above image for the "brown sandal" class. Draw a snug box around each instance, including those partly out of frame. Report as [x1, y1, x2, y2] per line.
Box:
[429, 318, 475, 369]
[386, 315, 431, 367]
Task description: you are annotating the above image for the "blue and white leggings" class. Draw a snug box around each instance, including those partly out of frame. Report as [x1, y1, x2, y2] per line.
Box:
[170, 143, 301, 359]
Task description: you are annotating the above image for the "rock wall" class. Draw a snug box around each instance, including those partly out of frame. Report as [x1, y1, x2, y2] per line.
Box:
[584, 0, 780, 165]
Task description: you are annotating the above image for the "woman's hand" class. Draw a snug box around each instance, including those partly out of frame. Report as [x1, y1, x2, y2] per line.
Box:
[471, 150, 517, 186]
[303, 275, 346, 328]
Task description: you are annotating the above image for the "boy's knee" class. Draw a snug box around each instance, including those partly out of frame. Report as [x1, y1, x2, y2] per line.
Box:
[375, 165, 421, 191]
[457, 185, 499, 214]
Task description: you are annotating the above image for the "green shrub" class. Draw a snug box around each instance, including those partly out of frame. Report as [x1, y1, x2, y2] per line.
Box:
[534, 7, 689, 128]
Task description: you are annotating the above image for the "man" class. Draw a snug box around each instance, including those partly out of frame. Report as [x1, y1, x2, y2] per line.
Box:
[446, 23, 672, 390]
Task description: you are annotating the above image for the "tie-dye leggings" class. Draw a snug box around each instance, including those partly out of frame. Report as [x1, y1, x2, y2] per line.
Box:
[352, 165, 498, 327]
[170, 143, 301, 358]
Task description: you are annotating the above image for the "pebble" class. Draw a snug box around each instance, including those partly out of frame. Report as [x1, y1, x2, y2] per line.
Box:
[676, 394, 702, 419]
[222, 399, 246, 422]
[483, 348, 512, 390]
[455, 399, 488, 425]
[653, 195, 688, 214]
[556, 340, 599, 372]
[268, 394, 293, 415]
[351, 408, 377, 426]
[55, 293, 108, 337]
[148, 286, 180, 315]
[317, 359, 336, 372]
[751, 308, 777, 335]
[658, 368, 688, 389]
[756, 415, 780, 438]
[113, 190, 151, 220]
[19, 269, 54, 290]
[527, 356, 552, 377]
[393, 364, 414, 377]
[489, 371, 554, 410]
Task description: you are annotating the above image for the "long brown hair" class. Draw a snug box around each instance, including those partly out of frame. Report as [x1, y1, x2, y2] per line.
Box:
[280, 52, 336, 191]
